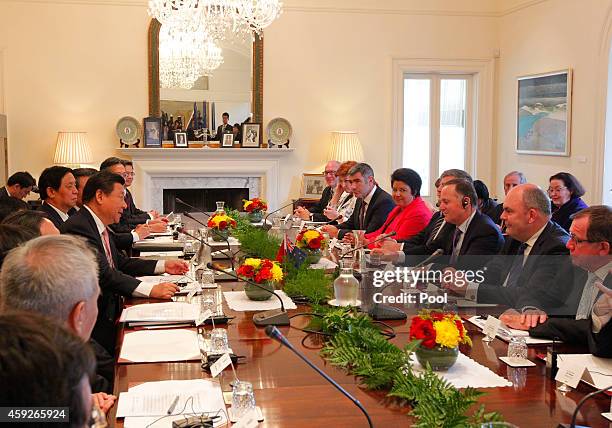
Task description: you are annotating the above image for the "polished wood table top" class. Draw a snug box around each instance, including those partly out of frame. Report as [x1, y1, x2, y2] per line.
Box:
[110, 282, 611, 427]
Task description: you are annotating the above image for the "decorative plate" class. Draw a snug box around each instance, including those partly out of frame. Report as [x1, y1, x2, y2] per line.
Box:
[266, 117, 292, 144]
[116, 116, 142, 145]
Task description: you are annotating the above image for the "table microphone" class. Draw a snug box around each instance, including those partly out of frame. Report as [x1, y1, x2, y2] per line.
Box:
[412, 248, 444, 269]
[175, 197, 210, 217]
[177, 227, 235, 271]
[339, 231, 397, 258]
[181, 212, 235, 264]
[556, 384, 612, 428]
[265, 326, 374, 428]
[206, 262, 290, 326]
[262, 201, 298, 230]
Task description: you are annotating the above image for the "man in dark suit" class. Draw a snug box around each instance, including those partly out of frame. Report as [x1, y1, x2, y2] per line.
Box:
[38, 166, 78, 229]
[122, 160, 159, 222]
[213, 112, 233, 141]
[444, 184, 571, 315]
[322, 163, 395, 239]
[61, 171, 188, 353]
[294, 160, 340, 222]
[0, 171, 36, 209]
[490, 171, 527, 227]
[502, 205, 612, 357]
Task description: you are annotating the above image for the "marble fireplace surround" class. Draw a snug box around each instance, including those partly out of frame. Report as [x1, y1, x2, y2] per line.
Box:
[117, 148, 294, 214]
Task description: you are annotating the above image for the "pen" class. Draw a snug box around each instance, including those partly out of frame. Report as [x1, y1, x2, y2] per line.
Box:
[167, 395, 179, 415]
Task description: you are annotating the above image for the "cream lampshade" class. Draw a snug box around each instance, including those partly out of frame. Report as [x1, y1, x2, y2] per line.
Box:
[53, 132, 93, 167]
[328, 131, 364, 162]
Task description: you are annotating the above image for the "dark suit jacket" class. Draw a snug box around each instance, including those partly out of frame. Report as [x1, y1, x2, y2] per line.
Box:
[39, 202, 76, 229]
[61, 207, 157, 350]
[431, 210, 504, 271]
[124, 189, 150, 224]
[529, 275, 612, 357]
[0, 187, 28, 210]
[89, 338, 114, 394]
[480, 198, 501, 225]
[476, 221, 571, 311]
[214, 124, 233, 141]
[551, 196, 588, 232]
[309, 186, 334, 221]
[337, 187, 395, 238]
[491, 203, 504, 226]
[401, 211, 453, 257]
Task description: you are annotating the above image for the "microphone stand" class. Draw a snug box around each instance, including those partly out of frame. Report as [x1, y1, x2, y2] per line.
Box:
[556, 384, 612, 428]
[262, 201, 298, 231]
[207, 262, 290, 326]
[339, 231, 397, 259]
[181, 211, 236, 271]
[177, 227, 235, 272]
[265, 326, 374, 428]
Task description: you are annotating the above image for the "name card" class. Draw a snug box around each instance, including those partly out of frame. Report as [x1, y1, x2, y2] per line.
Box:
[555, 363, 586, 389]
[483, 315, 501, 339]
[210, 352, 232, 378]
[233, 408, 259, 428]
[195, 309, 213, 326]
[186, 287, 198, 301]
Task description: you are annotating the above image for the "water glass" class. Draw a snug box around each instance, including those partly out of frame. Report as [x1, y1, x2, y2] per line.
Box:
[199, 291, 217, 315]
[231, 381, 256, 419]
[183, 240, 195, 255]
[368, 251, 382, 267]
[352, 230, 366, 246]
[507, 336, 528, 361]
[210, 328, 229, 354]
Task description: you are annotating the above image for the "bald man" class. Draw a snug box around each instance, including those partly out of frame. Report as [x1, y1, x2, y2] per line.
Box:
[295, 160, 341, 222]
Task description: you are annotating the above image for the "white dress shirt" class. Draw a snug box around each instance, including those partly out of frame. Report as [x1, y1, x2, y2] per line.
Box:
[45, 201, 70, 222]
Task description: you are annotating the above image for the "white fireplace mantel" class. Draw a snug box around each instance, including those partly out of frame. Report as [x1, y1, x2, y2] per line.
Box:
[117, 148, 294, 212]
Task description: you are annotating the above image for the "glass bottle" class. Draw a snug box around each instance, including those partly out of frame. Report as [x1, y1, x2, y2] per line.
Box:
[333, 261, 360, 306]
[215, 201, 226, 216]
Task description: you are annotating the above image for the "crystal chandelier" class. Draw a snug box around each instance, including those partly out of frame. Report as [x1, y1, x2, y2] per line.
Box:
[148, 0, 202, 33]
[234, 0, 283, 36]
[159, 27, 224, 89]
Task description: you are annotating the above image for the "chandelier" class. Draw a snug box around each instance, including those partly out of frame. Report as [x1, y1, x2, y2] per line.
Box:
[159, 27, 224, 89]
[148, 0, 202, 33]
[234, 0, 283, 36]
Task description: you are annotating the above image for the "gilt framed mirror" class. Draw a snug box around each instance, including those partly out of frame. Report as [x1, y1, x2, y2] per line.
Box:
[148, 19, 263, 128]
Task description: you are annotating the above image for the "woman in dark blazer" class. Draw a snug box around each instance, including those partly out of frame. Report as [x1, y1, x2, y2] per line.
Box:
[548, 172, 588, 232]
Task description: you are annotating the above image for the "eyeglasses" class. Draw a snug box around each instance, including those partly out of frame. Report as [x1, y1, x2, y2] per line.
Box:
[547, 186, 568, 194]
[568, 233, 598, 244]
[323, 170, 337, 175]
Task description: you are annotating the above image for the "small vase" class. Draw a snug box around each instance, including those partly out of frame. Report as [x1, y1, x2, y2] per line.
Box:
[248, 210, 264, 223]
[415, 345, 459, 371]
[210, 228, 230, 242]
[244, 281, 275, 301]
[304, 249, 322, 264]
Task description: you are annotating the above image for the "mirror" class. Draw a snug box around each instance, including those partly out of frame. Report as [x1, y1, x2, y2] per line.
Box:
[148, 19, 263, 131]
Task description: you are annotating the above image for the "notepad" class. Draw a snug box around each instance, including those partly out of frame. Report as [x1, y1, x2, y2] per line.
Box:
[119, 329, 200, 363]
[119, 302, 199, 323]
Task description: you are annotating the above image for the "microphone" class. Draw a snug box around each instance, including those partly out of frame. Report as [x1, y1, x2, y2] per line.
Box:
[262, 201, 298, 230]
[339, 231, 397, 258]
[181, 212, 235, 268]
[177, 227, 235, 271]
[175, 197, 209, 217]
[412, 248, 444, 269]
[206, 262, 290, 326]
[557, 384, 612, 428]
[265, 326, 374, 428]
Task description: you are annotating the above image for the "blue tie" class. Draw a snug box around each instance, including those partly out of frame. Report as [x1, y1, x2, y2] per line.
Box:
[505, 243, 528, 288]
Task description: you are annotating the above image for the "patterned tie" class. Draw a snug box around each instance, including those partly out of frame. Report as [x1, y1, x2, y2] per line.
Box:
[431, 215, 446, 240]
[504, 243, 528, 288]
[101, 228, 115, 269]
[449, 228, 463, 265]
[359, 201, 368, 230]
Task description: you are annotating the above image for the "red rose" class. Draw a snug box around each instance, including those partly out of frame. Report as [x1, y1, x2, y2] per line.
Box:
[218, 220, 227, 230]
[409, 317, 436, 349]
[231, 219, 237, 227]
[255, 268, 273, 283]
[245, 204, 253, 213]
[207, 219, 214, 227]
[309, 238, 321, 250]
[237, 265, 255, 278]
[261, 259, 273, 269]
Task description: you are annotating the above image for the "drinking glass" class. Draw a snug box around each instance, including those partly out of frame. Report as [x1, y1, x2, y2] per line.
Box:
[507, 336, 528, 361]
[200, 291, 216, 315]
[231, 381, 256, 419]
[352, 230, 366, 246]
[210, 328, 229, 354]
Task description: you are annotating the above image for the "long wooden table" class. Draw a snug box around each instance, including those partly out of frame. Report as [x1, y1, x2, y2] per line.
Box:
[111, 282, 611, 427]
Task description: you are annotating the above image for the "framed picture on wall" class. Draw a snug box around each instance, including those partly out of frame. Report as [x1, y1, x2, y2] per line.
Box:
[301, 173, 326, 199]
[174, 132, 188, 148]
[516, 69, 572, 156]
[222, 133, 235, 148]
[241, 123, 262, 148]
[143, 117, 162, 147]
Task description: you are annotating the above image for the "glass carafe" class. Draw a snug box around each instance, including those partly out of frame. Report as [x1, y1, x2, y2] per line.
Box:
[215, 201, 226, 216]
[333, 261, 360, 306]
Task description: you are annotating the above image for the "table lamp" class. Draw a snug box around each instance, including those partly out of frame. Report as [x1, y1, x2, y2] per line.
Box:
[328, 131, 364, 162]
[53, 132, 93, 168]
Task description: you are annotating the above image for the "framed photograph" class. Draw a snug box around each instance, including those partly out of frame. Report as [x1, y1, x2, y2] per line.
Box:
[516, 69, 572, 156]
[222, 133, 235, 148]
[241, 123, 262, 148]
[143, 117, 162, 147]
[301, 173, 326, 199]
[174, 132, 188, 148]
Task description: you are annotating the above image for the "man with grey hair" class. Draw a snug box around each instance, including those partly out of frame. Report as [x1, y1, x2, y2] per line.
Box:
[294, 160, 341, 222]
[0, 235, 116, 412]
[322, 162, 395, 239]
[491, 170, 528, 225]
[444, 184, 571, 318]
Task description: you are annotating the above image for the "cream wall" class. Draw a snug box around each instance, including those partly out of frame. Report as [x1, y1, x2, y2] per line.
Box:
[496, 0, 612, 204]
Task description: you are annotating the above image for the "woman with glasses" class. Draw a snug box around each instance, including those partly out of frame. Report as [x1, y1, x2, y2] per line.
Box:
[548, 172, 588, 232]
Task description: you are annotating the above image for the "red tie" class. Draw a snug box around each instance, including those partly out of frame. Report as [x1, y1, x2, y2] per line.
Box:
[101, 229, 115, 268]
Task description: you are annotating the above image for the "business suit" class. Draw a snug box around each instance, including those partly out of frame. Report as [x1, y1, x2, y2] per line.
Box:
[0, 187, 28, 210]
[401, 211, 453, 256]
[475, 221, 571, 311]
[61, 207, 157, 354]
[39, 201, 76, 229]
[124, 189, 150, 224]
[552, 196, 589, 232]
[215, 124, 233, 141]
[309, 186, 334, 222]
[480, 198, 501, 225]
[337, 186, 395, 238]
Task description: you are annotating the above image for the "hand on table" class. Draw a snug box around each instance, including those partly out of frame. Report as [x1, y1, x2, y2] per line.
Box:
[165, 260, 189, 274]
[499, 308, 547, 330]
[149, 210, 160, 219]
[440, 267, 467, 297]
[150, 282, 180, 299]
[323, 207, 340, 221]
[133, 224, 151, 240]
[293, 206, 310, 220]
[320, 225, 339, 238]
[92, 392, 116, 414]
[148, 221, 167, 233]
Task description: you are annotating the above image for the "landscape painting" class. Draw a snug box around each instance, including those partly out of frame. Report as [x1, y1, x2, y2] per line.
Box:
[516, 69, 571, 156]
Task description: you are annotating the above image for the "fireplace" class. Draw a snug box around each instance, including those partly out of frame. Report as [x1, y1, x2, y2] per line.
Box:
[164, 188, 249, 213]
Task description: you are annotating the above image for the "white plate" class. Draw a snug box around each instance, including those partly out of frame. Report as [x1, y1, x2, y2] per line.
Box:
[328, 299, 361, 307]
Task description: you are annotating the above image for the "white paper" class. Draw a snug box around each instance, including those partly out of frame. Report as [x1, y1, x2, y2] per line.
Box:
[558, 354, 612, 389]
[119, 302, 199, 323]
[195, 310, 213, 327]
[467, 316, 555, 345]
[483, 315, 501, 338]
[206, 236, 240, 246]
[222, 290, 297, 311]
[555, 363, 586, 388]
[210, 353, 232, 378]
[121, 379, 227, 428]
[119, 329, 199, 363]
[499, 356, 536, 367]
[410, 352, 512, 388]
[309, 257, 338, 270]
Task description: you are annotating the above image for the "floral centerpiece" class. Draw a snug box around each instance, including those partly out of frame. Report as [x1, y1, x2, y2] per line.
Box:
[295, 229, 327, 264]
[409, 310, 472, 370]
[236, 258, 284, 301]
[243, 198, 268, 223]
[207, 214, 237, 242]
